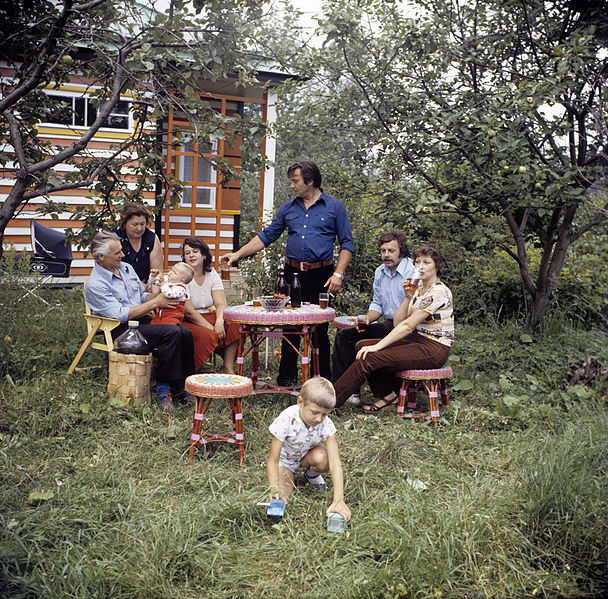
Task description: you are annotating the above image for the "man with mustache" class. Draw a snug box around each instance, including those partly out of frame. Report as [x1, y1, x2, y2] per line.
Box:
[331, 229, 415, 405]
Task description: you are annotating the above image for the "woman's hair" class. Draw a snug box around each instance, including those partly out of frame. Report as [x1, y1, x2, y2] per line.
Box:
[412, 244, 446, 277]
[118, 202, 152, 230]
[287, 160, 322, 188]
[90, 231, 120, 263]
[299, 377, 336, 410]
[377, 229, 410, 258]
[181, 237, 212, 273]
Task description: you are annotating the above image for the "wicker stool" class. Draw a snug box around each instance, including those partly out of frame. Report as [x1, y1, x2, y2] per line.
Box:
[185, 373, 253, 465]
[395, 367, 453, 429]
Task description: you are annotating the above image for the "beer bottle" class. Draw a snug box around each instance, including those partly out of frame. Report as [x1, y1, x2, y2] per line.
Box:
[274, 269, 288, 296]
[290, 272, 302, 308]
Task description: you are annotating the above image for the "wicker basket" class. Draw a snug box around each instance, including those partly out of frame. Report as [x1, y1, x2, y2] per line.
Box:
[107, 351, 152, 406]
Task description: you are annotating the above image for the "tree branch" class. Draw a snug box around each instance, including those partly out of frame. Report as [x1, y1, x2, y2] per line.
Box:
[22, 135, 141, 201]
[2, 110, 28, 177]
[572, 196, 608, 242]
[0, 0, 105, 114]
[342, 46, 446, 193]
[497, 196, 537, 295]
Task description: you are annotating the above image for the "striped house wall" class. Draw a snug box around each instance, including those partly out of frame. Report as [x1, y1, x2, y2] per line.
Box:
[1, 72, 274, 280]
[0, 77, 154, 277]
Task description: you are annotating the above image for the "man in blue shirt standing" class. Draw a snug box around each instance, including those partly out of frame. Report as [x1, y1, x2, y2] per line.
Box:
[332, 230, 415, 405]
[85, 231, 195, 408]
[222, 161, 353, 385]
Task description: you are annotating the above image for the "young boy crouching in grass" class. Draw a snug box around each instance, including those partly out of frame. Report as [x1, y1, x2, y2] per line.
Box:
[267, 377, 351, 522]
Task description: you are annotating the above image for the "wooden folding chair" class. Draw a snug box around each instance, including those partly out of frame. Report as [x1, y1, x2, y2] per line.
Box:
[67, 284, 120, 375]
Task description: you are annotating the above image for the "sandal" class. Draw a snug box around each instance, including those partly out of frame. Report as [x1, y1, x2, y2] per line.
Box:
[362, 396, 398, 414]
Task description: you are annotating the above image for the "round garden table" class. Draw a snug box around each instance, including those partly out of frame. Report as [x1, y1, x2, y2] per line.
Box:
[332, 315, 357, 330]
[224, 302, 335, 395]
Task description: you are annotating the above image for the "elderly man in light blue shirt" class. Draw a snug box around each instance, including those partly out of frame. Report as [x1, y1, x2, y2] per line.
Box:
[85, 231, 194, 407]
[331, 230, 415, 404]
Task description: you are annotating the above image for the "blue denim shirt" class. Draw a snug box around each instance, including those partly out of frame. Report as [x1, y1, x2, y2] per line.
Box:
[85, 262, 147, 323]
[258, 192, 354, 262]
[369, 257, 416, 320]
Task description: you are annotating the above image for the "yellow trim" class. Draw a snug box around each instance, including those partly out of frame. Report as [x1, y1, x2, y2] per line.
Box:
[167, 208, 240, 215]
[35, 125, 135, 140]
[43, 83, 138, 99]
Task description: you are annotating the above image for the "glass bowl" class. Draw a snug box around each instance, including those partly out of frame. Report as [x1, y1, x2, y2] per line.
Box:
[260, 296, 289, 311]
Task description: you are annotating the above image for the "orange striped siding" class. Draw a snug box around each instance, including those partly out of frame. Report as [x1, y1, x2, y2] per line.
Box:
[2, 72, 270, 277]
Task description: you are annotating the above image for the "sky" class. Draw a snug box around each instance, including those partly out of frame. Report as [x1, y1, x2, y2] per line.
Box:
[151, 0, 325, 34]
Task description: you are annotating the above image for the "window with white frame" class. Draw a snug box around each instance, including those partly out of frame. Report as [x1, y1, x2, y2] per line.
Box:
[174, 133, 218, 210]
[43, 91, 131, 130]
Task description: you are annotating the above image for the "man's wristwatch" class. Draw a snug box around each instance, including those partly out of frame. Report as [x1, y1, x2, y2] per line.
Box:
[333, 272, 344, 280]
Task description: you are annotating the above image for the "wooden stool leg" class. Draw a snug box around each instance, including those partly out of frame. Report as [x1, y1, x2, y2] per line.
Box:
[232, 397, 244, 465]
[408, 381, 418, 411]
[311, 345, 320, 377]
[397, 379, 408, 416]
[189, 395, 205, 460]
[301, 326, 311, 382]
[236, 326, 246, 376]
[311, 325, 320, 377]
[426, 380, 440, 429]
[251, 343, 259, 386]
[440, 379, 449, 408]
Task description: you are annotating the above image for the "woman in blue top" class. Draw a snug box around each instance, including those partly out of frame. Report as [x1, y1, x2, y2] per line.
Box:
[111, 202, 163, 282]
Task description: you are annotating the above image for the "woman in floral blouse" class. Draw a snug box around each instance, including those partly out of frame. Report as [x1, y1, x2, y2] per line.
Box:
[333, 244, 453, 411]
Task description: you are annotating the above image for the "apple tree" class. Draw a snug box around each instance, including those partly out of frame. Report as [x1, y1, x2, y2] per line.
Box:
[297, 0, 608, 326]
[0, 0, 282, 255]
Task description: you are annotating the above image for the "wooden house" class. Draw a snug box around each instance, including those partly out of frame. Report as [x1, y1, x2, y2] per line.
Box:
[0, 62, 289, 280]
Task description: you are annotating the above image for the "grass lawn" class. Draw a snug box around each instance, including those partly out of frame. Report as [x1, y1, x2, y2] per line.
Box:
[1, 286, 607, 598]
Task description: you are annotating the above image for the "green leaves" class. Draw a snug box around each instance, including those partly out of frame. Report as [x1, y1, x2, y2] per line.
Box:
[453, 380, 474, 392]
[275, 0, 608, 326]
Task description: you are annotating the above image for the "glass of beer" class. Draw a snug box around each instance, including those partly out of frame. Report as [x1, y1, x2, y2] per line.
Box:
[356, 315, 367, 332]
[404, 270, 421, 293]
[319, 292, 329, 309]
[220, 260, 230, 281]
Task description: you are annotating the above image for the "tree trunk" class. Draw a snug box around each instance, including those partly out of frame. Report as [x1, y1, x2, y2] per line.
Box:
[0, 180, 29, 261]
[526, 287, 553, 329]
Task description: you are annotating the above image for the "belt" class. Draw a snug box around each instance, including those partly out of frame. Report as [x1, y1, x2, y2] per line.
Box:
[285, 257, 333, 271]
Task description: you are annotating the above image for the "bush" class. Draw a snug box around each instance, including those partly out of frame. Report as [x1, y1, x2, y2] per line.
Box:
[445, 237, 608, 327]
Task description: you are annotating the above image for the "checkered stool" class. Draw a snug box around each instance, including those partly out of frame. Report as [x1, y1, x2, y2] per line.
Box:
[186, 373, 253, 465]
[395, 367, 453, 429]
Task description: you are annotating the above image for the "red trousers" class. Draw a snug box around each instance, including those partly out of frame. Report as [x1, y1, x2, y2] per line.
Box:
[150, 303, 185, 326]
[333, 332, 450, 407]
[181, 313, 240, 371]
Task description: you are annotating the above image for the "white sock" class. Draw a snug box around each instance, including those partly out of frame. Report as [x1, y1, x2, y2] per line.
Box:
[306, 467, 322, 478]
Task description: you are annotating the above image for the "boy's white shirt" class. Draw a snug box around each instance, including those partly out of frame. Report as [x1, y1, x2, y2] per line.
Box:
[269, 404, 336, 464]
